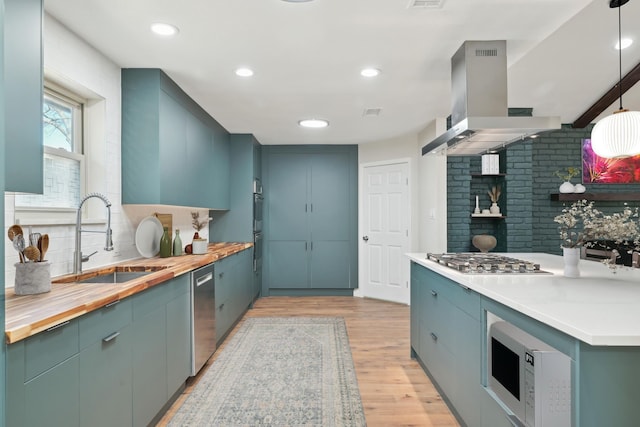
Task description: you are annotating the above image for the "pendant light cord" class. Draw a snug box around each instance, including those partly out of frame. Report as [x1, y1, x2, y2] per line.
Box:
[618, 3, 623, 110]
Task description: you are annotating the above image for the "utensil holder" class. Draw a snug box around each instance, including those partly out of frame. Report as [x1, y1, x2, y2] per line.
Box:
[15, 261, 51, 295]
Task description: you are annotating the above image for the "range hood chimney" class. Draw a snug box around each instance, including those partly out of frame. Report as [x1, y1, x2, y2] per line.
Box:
[422, 40, 561, 156]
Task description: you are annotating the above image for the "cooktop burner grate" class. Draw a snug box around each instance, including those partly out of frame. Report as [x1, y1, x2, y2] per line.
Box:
[426, 253, 550, 274]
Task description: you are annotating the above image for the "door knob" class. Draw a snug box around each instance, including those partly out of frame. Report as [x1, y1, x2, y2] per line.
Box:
[362, 236, 369, 242]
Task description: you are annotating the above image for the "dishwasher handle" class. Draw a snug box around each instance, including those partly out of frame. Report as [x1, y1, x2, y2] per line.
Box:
[196, 272, 213, 287]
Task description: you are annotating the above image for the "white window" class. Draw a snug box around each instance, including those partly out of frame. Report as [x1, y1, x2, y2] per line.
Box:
[15, 83, 86, 223]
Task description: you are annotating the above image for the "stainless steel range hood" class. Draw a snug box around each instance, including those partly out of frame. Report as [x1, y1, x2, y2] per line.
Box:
[422, 40, 561, 156]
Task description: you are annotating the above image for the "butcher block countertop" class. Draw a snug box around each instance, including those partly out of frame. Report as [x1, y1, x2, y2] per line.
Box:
[5, 242, 252, 344]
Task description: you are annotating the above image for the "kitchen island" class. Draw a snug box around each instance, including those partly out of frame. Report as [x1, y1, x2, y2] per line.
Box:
[408, 252, 640, 427]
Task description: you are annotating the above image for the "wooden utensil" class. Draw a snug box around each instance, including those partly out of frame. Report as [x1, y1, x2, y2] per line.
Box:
[23, 245, 41, 262]
[39, 234, 49, 262]
[8, 224, 23, 242]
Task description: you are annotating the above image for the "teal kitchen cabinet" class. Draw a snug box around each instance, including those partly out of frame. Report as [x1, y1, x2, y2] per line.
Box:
[166, 275, 192, 398]
[6, 275, 192, 427]
[210, 134, 263, 301]
[410, 262, 482, 427]
[132, 273, 191, 427]
[6, 319, 80, 427]
[79, 299, 133, 427]
[4, 0, 43, 193]
[262, 146, 358, 295]
[122, 68, 230, 209]
[215, 248, 253, 344]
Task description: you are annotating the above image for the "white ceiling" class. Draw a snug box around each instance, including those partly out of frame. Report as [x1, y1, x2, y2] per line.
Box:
[44, 0, 640, 146]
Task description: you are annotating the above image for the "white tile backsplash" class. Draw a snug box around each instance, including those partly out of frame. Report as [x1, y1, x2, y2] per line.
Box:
[4, 14, 210, 287]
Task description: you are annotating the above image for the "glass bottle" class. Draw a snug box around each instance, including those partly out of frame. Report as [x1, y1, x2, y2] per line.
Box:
[160, 226, 172, 258]
[173, 229, 183, 256]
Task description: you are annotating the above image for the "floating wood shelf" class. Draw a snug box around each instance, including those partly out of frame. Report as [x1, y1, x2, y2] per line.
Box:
[470, 173, 506, 177]
[550, 193, 640, 202]
[471, 214, 506, 219]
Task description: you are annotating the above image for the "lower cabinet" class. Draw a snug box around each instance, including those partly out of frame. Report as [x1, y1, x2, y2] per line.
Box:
[215, 248, 253, 344]
[132, 273, 191, 427]
[24, 355, 80, 427]
[410, 262, 481, 427]
[6, 274, 191, 427]
[80, 326, 133, 427]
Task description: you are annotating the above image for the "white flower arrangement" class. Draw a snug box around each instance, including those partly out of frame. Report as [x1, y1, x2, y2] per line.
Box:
[554, 200, 640, 269]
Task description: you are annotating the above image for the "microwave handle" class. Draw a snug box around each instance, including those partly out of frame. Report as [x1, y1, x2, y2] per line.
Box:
[505, 415, 525, 427]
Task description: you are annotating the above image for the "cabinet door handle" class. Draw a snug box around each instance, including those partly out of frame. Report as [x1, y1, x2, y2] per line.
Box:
[218, 272, 224, 279]
[45, 321, 70, 332]
[102, 331, 120, 343]
[305, 203, 308, 212]
[104, 300, 120, 308]
[310, 242, 313, 251]
[305, 242, 308, 251]
[430, 332, 438, 341]
[310, 203, 313, 212]
[431, 290, 438, 297]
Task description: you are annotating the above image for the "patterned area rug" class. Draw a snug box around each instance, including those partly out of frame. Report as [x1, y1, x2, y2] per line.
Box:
[169, 317, 366, 426]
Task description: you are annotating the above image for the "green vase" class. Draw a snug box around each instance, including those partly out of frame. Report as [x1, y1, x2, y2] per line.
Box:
[172, 229, 183, 256]
[160, 227, 172, 258]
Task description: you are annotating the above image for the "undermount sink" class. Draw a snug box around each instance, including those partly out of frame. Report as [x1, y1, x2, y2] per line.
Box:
[75, 271, 154, 284]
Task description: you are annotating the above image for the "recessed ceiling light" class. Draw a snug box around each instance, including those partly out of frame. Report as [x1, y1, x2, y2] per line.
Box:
[151, 22, 179, 37]
[281, 0, 314, 2]
[361, 68, 381, 77]
[616, 38, 633, 50]
[235, 67, 254, 77]
[299, 119, 329, 128]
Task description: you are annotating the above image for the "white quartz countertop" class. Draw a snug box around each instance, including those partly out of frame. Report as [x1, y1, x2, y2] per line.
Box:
[407, 252, 640, 346]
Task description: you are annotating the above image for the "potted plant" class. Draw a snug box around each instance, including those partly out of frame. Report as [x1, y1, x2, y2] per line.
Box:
[191, 212, 210, 254]
[553, 200, 640, 276]
[554, 167, 580, 193]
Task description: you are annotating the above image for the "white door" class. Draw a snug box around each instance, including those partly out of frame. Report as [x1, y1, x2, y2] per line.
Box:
[361, 161, 410, 304]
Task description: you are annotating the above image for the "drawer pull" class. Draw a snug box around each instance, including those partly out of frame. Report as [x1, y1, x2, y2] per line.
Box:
[104, 300, 120, 308]
[102, 331, 120, 343]
[218, 272, 224, 279]
[45, 321, 70, 332]
[430, 332, 438, 341]
[431, 290, 438, 297]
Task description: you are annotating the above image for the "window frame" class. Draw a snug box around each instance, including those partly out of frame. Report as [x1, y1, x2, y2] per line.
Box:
[14, 81, 88, 225]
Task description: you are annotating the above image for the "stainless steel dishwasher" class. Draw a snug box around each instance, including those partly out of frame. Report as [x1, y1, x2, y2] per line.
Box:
[190, 263, 216, 376]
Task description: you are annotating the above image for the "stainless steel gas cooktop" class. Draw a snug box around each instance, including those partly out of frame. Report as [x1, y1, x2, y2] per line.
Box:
[426, 253, 550, 274]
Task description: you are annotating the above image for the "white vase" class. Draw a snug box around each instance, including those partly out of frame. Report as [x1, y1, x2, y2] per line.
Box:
[574, 183, 586, 193]
[563, 247, 581, 278]
[559, 181, 575, 193]
[489, 202, 500, 214]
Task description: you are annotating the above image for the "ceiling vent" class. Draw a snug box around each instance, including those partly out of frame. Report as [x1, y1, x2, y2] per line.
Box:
[408, 0, 445, 9]
[363, 108, 382, 117]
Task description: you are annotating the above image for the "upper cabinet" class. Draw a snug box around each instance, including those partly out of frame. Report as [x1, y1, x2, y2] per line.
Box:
[121, 69, 230, 209]
[4, 0, 44, 193]
[210, 134, 262, 243]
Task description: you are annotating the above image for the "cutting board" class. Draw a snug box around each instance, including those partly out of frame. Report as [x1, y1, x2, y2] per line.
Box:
[154, 213, 173, 241]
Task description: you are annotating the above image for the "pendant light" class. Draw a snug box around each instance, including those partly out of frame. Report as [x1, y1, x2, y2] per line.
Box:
[590, 0, 640, 159]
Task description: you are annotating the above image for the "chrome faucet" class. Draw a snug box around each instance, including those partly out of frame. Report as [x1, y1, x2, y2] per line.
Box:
[74, 193, 114, 274]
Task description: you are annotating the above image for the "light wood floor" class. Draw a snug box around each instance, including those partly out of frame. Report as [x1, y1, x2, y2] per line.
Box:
[158, 296, 460, 427]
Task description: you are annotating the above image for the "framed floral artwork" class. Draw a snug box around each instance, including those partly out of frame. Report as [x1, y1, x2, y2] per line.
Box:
[582, 138, 640, 184]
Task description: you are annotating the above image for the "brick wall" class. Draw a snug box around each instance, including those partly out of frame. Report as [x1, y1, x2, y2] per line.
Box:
[446, 124, 640, 254]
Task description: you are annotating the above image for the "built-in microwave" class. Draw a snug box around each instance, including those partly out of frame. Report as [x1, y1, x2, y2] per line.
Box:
[488, 321, 571, 427]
